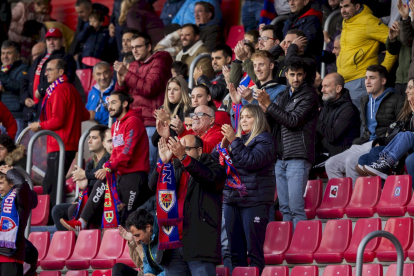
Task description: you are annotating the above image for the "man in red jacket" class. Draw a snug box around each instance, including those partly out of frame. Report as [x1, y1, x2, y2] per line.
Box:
[113, 32, 173, 175]
[28, 59, 89, 211]
[0, 102, 17, 140]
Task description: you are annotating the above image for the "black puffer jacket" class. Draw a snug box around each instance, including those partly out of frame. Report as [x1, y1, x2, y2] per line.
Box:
[266, 83, 319, 163]
[354, 89, 404, 145]
[211, 132, 276, 207]
[317, 89, 360, 156]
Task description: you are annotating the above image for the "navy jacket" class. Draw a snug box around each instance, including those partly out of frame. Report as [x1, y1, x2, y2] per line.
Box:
[78, 26, 117, 65]
[211, 132, 277, 207]
[160, 0, 186, 26]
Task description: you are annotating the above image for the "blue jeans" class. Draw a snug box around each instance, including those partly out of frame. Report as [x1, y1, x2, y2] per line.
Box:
[344, 78, 367, 113]
[358, 146, 386, 166]
[221, 206, 232, 271]
[242, 1, 263, 32]
[145, 126, 157, 175]
[276, 159, 312, 229]
[162, 248, 216, 276]
[381, 132, 414, 164]
[405, 152, 414, 188]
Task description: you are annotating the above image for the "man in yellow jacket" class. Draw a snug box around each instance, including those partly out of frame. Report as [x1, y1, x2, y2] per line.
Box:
[338, 0, 398, 110]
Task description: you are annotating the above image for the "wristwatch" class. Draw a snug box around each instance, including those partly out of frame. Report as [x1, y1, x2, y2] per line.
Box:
[179, 154, 188, 161]
[38, 123, 42, 130]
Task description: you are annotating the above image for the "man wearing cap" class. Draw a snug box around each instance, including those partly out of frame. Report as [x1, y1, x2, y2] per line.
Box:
[20, 28, 77, 123]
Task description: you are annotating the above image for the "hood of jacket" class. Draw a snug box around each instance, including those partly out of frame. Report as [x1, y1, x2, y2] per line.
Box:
[115, 109, 143, 126]
[256, 78, 280, 90]
[4, 145, 25, 166]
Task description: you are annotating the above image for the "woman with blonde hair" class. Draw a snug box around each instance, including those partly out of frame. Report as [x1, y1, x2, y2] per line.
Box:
[211, 104, 276, 275]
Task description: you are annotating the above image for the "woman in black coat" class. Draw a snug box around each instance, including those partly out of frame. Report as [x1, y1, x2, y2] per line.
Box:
[211, 104, 276, 275]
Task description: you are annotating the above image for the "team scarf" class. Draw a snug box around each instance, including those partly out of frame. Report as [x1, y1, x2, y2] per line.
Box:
[232, 73, 255, 131]
[216, 143, 248, 197]
[72, 188, 89, 220]
[0, 187, 19, 249]
[259, 0, 277, 25]
[40, 75, 69, 121]
[1, 64, 11, 73]
[101, 162, 121, 229]
[156, 159, 183, 250]
[33, 53, 51, 104]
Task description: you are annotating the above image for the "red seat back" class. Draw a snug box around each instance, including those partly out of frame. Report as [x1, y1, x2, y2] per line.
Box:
[316, 219, 352, 254]
[91, 270, 112, 276]
[42, 231, 75, 262]
[262, 266, 289, 276]
[33, 186, 43, 195]
[39, 272, 61, 276]
[264, 221, 293, 255]
[346, 176, 381, 210]
[116, 240, 136, 267]
[304, 179, 323, 210]
[216, 267, 229, 276]
[232, 267, 259, 276]
[291, 266, 318, 276]
[68, 229, 101, 261]
[345, 218, 382, 255]
[385, 264, 414, 276]
[376, 175, 412, 211]
[76, 69, 93, 94]
[376, 217, 413, 252]
[66, 271, 89, 276]
[286, 220, 322, 254]
[319, 177, 352, 209]
[28, 231, 50, 262]
[225, 25, 245, 49]
[352, 264, 383, 276]
[323, 265, 352, 276]
[94, 229, 125, 260]
[31, 194, 50, 226]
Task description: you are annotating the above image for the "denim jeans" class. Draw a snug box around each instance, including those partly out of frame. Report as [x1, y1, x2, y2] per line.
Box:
[162, 248, 216, 276]
[276, 159, 312, 229]
[358, 146, 386, 166]
[381, 132, 414, 164]
[344, 77, 367, 113]
[242, 0, 263, 32]
[221, 206, 232, 271]
[145, 126, 157, 175]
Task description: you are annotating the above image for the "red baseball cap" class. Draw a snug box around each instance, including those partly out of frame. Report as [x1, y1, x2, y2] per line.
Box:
[45, 28, 63, 39]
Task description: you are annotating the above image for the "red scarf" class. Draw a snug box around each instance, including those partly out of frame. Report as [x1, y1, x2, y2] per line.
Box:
[40, 75, 68, 121]
[33, 53, 51, 104]
[102, 162, 121, 229]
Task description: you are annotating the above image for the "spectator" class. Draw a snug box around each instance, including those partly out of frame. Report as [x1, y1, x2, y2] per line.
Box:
[86, 62, 115, 125]
[0, 166, 38, 276]
[172, 0, 223, 26]
[161, 0, 186, 26]
[211, 104, 276, 274]
[195, 1, 225, 51]
[259, 25, 282, 51]
[282, 0, 323, 59]
[257, 58, 319, 228]
[154, 27, 183, 60]
[20, 28, 77, 123]
[171, 61, 189, 79]
[245, 29, 260, 48]
[325, 65, 404, 184]
[0, 41, 29, 137]
[123, 51, 135, 67]
[27, 59, 89, 210]
[0, 102, 17, 140]
[118, 28, 137, 62]
[0, 134, 26, 169]
[31, 42, 46, 62]
[54, 125, 111, 231]
[194, 45, 232, 106]
[176, 24, 214, 80]
[338, 0, 398, 109]
[228, 42, 255, 91]
[242, 0, 263, 32]
[113, 209, 164, 276]
[149, 135, 226, 276]
[114, 32, 173, 175]
[322, 34, 341, 73]
[109, 0, 123, 38]
[322, 0, 342, 44]
[184, 109, 194, 131]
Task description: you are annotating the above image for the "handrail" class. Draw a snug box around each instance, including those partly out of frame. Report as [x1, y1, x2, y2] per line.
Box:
[321, 9, 341, 79]
[188, 53, 212, 89]
[16, 126, 31, 144]
[356, 230, 404, 276]
[108, 116, 114, 128]
[26, 130, 66, 205]
[13, 167, 33, 238]
[75, 127, 94, 198]
[271, 15, 288, 26]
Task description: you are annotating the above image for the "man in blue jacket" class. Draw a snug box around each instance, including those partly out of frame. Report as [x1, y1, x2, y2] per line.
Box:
[172, 0, 222, 26]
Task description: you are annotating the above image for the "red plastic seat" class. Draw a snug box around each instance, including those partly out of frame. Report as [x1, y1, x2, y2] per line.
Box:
[407, 192, 414, 216]
[65, 229, 101, 269]
[116, 240, 136, 267]
[232, 267, 259, 276]
[285, 220, 322, 263]
[385, 263, 414, 276]
[314, 219, 352, 263]
[304, 179, 323, 219]
[33, 186, 43, 195]
[225, 25, 244, 49]
[28, 231, 50, 264]
[407, 229, 414, 261]
[375, 217, 413, 261]
[66, 271, 89, 276]
[91, 270, 112, 276]
[376, 175, 412, 216]
[345, 176, 381, 217]
[31, 194, 50, 226]
[262, 266, 289, 276]
[76, 69, 92, 93]
[90, 228, 126, 269]
[316, 177, 352, 219]
[323, 265, 352, 276]
[39, 272, 61, 276]
[352, 264, 383, 276]
[344, 218, 382, 263]
[290, 266, 318, 276]
[216, 267, 229, 276]
[264, 221, 293, 264]
[39, 231, 75, 270]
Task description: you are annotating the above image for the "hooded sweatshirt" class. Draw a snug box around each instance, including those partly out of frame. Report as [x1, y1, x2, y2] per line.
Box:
[366, 88, 392, 140]
[110, 109, 150, 175]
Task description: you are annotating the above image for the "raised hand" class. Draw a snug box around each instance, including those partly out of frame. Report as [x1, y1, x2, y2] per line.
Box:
[154, 109, 171, 124]
[238, 85, 253, 102]
[118, 225, 134, 242]
[221, 124, 236, 143]
[398, 0, 410, 20]
[222, 65, 230, 85]
[234, 41, 248, 61]
[156, 119, 170, 139]
[253, 88, 271, 112]
[389, 21, 400, 41]
[170, 115, 184, 135]
[228, 83, 241, 104]
[168, 136, 186, 160]
[158, 137, 173, 164]
[292, 36, 308, 52]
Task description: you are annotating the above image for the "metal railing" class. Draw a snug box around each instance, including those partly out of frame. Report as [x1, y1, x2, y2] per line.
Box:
[321, 9, 341, 79]
[188, 53, 212, 89]
[12, 167, 34, 238]
[15, 126, 31, 144]
[271, 15, 288, 26]
[75, 127, 94, 198]
[26, 130, 66, 205]
[356, 230, 404, 276]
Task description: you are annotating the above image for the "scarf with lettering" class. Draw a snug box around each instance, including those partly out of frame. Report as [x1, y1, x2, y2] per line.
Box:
[0, 187, 19, 249]
[101, 162, 121, 228]
[33, 53, 51, 104]
[232, 72, 255, 131]
[156, 159, 183, 250]
[216, 143, 248, 197]
[72, 188, 89, 220]
[40, 75, 69, 121]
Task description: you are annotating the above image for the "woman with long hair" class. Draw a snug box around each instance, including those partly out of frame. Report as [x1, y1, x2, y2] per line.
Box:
[211, 104, 276, 275]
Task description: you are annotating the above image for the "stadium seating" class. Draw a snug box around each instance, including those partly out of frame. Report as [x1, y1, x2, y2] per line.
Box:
[376, 175, 412, 217]
[285, 220, 322, 263]
[39, 272, 61, 276]
[115, 241, 137, 267]
[264, 221, 293, 264]
[304, 179, 323, 219]
[216, 267, 230, 276]
[28, 231, 50, 265]
[323, 265, 352, 276]
[262, 266, 289, 276]
[345, 176, 381, 217]
[225, 25, 244, 50]
[352, 264, 383, 276]
[66, 271, 89, 276]
[316, 177, 352, 219]
[76, 69, 93, 94]
[375, 217, 413, 261]
[290, 266, 318, 276]
[65, 229, 101, 270]
[91, 270, 112, 276]
[343, 218, 382, 263]
[407, 232, 414, 261]
[232, 267, 259, 276]
[314, 219, 352, 263]
[407, 193, 414, 216]
[33, 185, 43, 195]
[90, 229, 126, 269]
[39, 231, 76, 270]
[385, 263, 414, 276]
[31, 194, 50, 226]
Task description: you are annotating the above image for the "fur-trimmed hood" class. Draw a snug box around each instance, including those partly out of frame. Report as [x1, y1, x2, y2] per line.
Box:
[4, 144, 25, 166]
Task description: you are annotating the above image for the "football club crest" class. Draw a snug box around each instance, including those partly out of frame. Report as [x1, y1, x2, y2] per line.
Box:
[158, 190, 176, 213]
[162, 225, 174, 236]
[395, 186, 401, 196]
[0, 217, 16, 232]
[329, 185, 338, 198]
[104, 211, 114, 223]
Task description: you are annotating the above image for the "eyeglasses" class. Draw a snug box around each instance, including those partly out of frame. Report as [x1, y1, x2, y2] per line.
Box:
[185, 146, 199, 152]
[190, 112, 212, 119]
[258, 36, 276, 42]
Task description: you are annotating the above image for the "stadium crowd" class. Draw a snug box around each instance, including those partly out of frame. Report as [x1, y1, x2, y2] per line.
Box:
[0, 0, 413, 275]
